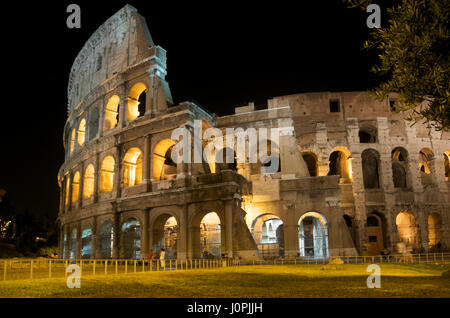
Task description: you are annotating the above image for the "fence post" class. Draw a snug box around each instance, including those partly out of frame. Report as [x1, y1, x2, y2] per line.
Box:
[105, 260, 108, 275]
[30, 260, 33, 279]
[93, 260, 96, 276]
[80, 260, 83, 276]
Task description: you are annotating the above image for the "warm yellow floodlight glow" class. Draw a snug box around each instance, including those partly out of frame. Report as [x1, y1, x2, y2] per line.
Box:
[123, 147, 143, 187]
[100, 156, 115, 193]
[77, 119, 86, 146]
[83, 164, 95, 199]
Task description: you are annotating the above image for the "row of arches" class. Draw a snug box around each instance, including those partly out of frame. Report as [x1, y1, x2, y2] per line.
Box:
[344, 211, 445, 255]
[251, 212, 329, 259]
[64, 211, 223, 260]
[302, 147, 450, 188]
[67, 82, 148, 157]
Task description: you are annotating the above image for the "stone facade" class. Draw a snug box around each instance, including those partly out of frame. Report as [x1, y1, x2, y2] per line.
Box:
[57, 5, 450, 261]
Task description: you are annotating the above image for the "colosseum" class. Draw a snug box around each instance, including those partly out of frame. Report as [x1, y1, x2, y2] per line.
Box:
[57, 5, 450, 261]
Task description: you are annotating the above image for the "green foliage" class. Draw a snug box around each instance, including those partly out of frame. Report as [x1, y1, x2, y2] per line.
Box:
[344, 0, 450, 131]
[37, 246, 58, 258]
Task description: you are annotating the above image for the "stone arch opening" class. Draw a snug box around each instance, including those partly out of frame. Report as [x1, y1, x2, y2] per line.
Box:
[123, 147, 143, 187]
[127, 82, 147, 121]
[419, 148, 434, 185]
[100, 221, 113, 259]
[77, 119, 86, 146]
[70, 228, 77, 259]
[81, 226, 92, 259]
[366, 212, 386, 255]
[153, 139, 177, 181]
[298, 212, 329, 258]
[100, 156, 115, 193]
[302, 152, 318, 177]
[121, 218, 141, 259]
[71, 172, 80, 204]
[152, 215, 179, 259]
[362, 149, 381, 189]
[251, 214, 284, 259]
[328, 150, 350, 181]
[392, 147, 408, 188]
[428, 213, 443, 251]
[396, 211, 418, 252]
[199, 212, 221, 259]
[444, 151, 450, 181]
[359, 125, 377, 143]
[104, 95, 120, 131]
[83, 164, 95, 199]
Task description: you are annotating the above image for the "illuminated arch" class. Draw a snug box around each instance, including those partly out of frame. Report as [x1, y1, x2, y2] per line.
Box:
[71, 171, 80, 204]
[419, 148, 434, 174]
[251, 213, 284, 259]
[200, 212, 221, 259]
[153, 139, 177, 181]
[298, 212, 329, 258]
[396, 211, 418, 251]
[77, 119, 86, 146]
[104, 95, 120, 131]
[83, 164, 95, 199]
[123, 147, 143, 187]
[100, 156, 115, 193]
[328, 149, 351, 181]
[127, 82, 147, 121]
[392, 147, 408, 188]
[428, 213, 443, 250]
[152, 214, 179, 259]
[64, 175, 70, 206]
[444, 150, 450, 181]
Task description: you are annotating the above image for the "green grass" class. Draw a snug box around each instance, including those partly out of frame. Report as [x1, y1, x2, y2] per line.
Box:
[0, 263, 449, 298]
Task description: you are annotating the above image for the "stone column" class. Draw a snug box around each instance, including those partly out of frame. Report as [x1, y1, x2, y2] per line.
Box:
[92, 216, 98, 259]
[67, 172, 73, 212]
[113, 144, 122, 199]
[225, 199, 234, 258]
[118, 84, 127, 128]
[380, 153, 395, 192]
[78, 162, 85, 208]
[94, 153, 100, 203]
[143, 135, 152, 191]
[142, 209, 149, 257]
[178, 204, 188, 260]
[112, 211, 120, 259]
[408, 153, 424, 192]
[76, 223, 82, 259]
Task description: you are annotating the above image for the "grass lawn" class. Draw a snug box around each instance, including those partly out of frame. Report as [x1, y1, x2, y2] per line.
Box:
[0, 263, 449, 298]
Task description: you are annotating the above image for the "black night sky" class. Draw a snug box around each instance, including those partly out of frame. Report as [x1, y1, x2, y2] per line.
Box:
[1, 1, 388, 219]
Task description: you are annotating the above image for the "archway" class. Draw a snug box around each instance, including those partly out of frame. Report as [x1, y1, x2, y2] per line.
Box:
[444, 151, 450, 181]
[104, 95, 120, 131]
[100, 221, 113, 259]
[428, 213, 443, 251]
[70, 128, 75, 154]
[366, 213, 385, 255]
[302, 152, 318, 177]
[392, 147, 408, 188]
[100, 156, 115, 192]
[362, 149, 381, 189]
[81, 226, 92, 259]
[251, 214, 284, 259]
[200, 212, 221, 259]
[71, 172, 80, 204]
[298, 212, 329, 258]
[123, 147, 143, 187]
[396, 211, 418, 252]
[83, 164, 95, 199]
[152, 215, 179, 259]
[77, 119, 86, 146]
[122, 219, 141, 259]
[359, 125, 377, 143]
[64, 175, 70, 207]
[153, 139, 177, 181]
[127, 83, 147, 121]
[328, 150, 350, 181]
